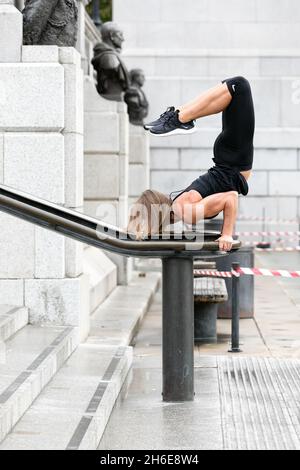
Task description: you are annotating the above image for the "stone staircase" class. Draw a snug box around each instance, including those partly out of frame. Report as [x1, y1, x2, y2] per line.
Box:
[0, 272, 160, 449]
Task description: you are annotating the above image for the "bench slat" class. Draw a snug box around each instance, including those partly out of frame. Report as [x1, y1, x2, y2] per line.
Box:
[194, 277, 228, 303]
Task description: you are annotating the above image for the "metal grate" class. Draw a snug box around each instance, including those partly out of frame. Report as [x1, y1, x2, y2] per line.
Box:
[218, 356, 300, 450]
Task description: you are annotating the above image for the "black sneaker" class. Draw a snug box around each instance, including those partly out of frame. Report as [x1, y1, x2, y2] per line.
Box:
[144, 106, 175, 130]
[150, 110, 196, 137]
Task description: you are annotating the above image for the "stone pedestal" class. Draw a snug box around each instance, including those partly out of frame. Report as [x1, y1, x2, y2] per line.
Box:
[0, 1, 22, 62]
[84, 78, 132, 285]
[0, 4, 89, 340]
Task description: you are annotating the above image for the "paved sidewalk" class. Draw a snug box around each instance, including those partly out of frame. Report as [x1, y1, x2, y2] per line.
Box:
[98, 252, 300, 450]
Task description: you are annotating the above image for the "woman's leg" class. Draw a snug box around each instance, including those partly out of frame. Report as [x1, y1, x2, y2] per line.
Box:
[178, 83, 232, 123]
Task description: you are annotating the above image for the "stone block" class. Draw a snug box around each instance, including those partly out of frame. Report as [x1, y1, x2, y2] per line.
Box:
[83, 248, 117, 313]
[25, 274, 90, 340]
[253, 149, 298, 171]
[257, 0, 300, 22]
[151, 148, 179, 170]
[59, 47, 81, 66]
[63, 62, 84, 134]
[84, 154, 119, 199]
[161, 0, 209, 22]
[22, 46, 59, 63]
[0, 4, 22, 63]
[65, 239, 83, 278]
[84, 200, 120, 227]
[0, 213, 35, 279]
[0, 133, 3, 182]
[248, 172, 268, 196]
[255, 128, 300, 149]
[118, 153, 129, 198]
[129, 164, 149, 197]
[260, 57, 300, 78]
[208, 0, 256, 22]
[251, 79, 281, 127]
[84, 112, 119, 154]
[4, 133, 64, 203]
[187, 23, 300, 49]
[0, 280, 24, 306]
[144, 78, 181, 118]
[269, 172, 300, 196]
[151, 170, 202, 194]
[118, 106, 129, 156]
[281, 79, 300, 127]
[114, 0, 161, 22]
[0, 64, 64, 131]
[154, 55, 209, 78]
[64, 132, 83, 208]
[106, 254, 133, 286]
[239, 197, 298, 222]
[136, 22, 186, 49]
[84, 77, 117, 113]
[123, 55, 156, 77]
[35, 228, 65, 279]
[208, 56, 260, 77]
[129, 125, 149, 164]
[180, 149, 215, 170]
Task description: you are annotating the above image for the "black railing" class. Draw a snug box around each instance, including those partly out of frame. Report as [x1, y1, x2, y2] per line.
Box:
[0, 183, 241, 402]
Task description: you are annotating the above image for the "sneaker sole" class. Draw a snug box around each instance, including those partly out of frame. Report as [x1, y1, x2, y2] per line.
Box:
[150, 128, 197, 137]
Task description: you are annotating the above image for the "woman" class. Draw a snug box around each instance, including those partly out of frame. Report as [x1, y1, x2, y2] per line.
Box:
[128, 77, 255, 252]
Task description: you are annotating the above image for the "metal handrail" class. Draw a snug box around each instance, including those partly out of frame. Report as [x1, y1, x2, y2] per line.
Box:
[0, 184, 241, 258]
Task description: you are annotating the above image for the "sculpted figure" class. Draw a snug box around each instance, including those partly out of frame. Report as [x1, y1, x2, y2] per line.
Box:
[91, 22, 130, 102]
[124, 69, 149, 126]
[23, 0, 78, 47]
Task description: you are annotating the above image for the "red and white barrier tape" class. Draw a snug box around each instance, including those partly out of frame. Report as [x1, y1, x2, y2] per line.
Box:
[194, 267, 300, 279]
[255, 246, 300, 252]
[237, 231, 300, 237]
[237, 215, 299, 224]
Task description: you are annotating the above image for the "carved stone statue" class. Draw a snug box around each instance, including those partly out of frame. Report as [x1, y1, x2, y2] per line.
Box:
[124, 69, 149, 126]
[91, 21, 130, 102]
[22, 0, 78, 47]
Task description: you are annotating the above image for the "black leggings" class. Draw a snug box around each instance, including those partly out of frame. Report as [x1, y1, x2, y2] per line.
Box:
[213, 76, 255, 171]
[170, 77, 255, 212]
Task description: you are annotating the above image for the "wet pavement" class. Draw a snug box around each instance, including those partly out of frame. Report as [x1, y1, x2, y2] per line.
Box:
[98, 252, 300, 450]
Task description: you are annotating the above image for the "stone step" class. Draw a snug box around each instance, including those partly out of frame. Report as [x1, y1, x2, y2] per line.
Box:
[83, 248, 117, 314]
[0, 324, 79, 443]
[0, 306, 28, 343]
[0, 345, 132, 450]
[0, 271, 160, 450]
[87, 272, 161, 347]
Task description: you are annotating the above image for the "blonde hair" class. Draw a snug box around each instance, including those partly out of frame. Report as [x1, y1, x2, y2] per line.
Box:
[127, 190, 174, 239]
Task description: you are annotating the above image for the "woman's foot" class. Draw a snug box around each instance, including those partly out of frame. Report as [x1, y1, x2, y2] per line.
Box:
[150, 110, 196, 137]
[144, 106, 175, 130]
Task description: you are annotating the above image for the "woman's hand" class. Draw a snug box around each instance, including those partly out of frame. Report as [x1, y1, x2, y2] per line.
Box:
[216, 234, 234, 252]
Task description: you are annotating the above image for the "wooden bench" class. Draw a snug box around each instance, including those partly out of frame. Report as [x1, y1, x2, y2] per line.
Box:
[194, 264, 228, 343]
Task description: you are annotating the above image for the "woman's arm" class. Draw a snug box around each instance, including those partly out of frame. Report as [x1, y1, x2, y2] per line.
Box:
[172, 190, 239, 251]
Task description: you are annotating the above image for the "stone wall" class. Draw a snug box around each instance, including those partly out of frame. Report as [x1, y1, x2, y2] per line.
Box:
[114, 0, 300, 224]
[0, 2, 89, 340]
[84, 77, 132, 284]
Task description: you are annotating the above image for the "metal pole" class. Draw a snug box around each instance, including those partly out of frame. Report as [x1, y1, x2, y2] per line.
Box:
[162, 257, 194, 402]
[229, 262, 242, 353]
[92, 0, 102, 29]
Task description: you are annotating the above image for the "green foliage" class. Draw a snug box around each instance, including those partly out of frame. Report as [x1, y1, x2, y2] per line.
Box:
[86, 0, 113, 24]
